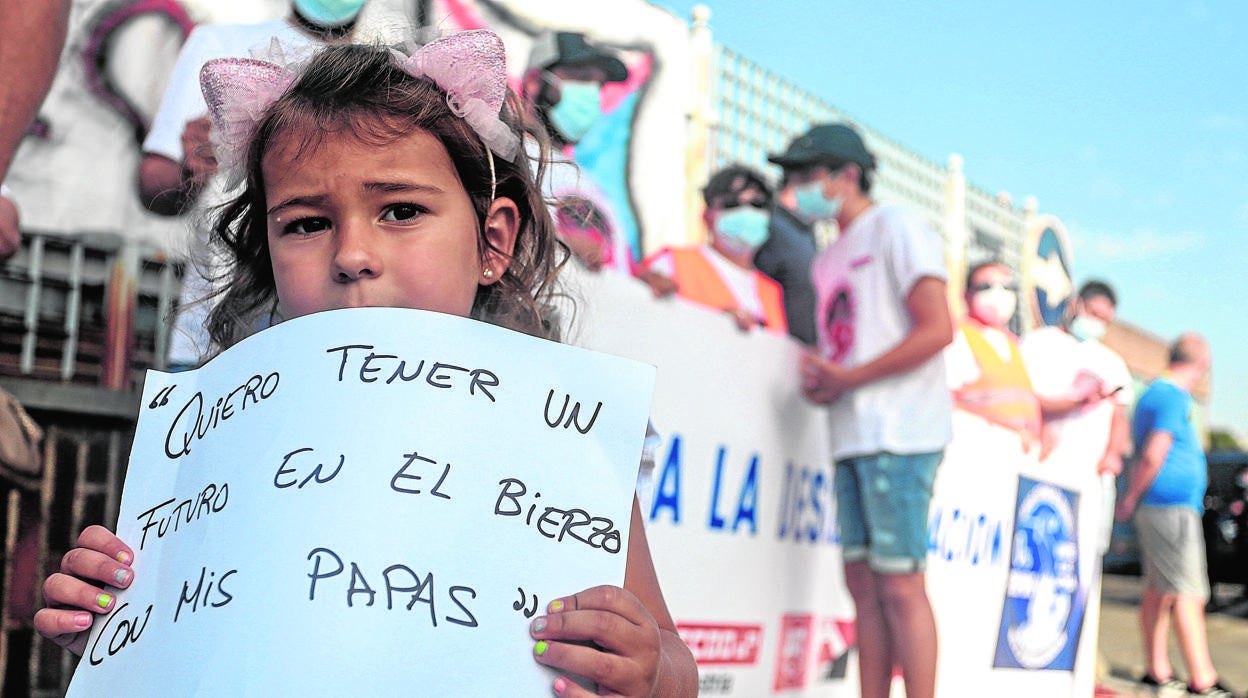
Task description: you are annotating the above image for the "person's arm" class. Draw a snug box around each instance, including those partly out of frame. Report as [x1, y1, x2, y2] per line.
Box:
[138, 117, 217, 215]
[1115, 429, 1172, 521]
[802, 276, 953, 402]
[0, 0, 70, 178]
[1098, 403, 1129, 475]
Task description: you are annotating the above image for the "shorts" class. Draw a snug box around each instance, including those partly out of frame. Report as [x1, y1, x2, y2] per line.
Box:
[1134, 505, 1210, 599]
[835, 451, 942, 574]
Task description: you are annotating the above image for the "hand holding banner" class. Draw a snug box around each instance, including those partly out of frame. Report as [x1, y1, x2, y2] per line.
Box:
[67, 308, 656, 696]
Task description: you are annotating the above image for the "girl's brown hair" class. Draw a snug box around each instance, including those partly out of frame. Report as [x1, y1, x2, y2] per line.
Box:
[204, 43, 566, 351]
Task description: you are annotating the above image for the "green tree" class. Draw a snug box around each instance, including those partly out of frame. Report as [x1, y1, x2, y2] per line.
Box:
[1208, 428, 1244, 452]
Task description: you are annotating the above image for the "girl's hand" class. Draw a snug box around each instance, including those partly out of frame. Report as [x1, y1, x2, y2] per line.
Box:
[530, 585, 662, 697]
[33, 525, 135, 656]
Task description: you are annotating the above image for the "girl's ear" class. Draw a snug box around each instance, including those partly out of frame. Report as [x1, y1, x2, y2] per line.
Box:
[481, 196, 520, 284]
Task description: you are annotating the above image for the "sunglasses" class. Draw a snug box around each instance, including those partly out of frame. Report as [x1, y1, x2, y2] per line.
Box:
[970, 282, 1017, 293]
[714, 198, 769, 211]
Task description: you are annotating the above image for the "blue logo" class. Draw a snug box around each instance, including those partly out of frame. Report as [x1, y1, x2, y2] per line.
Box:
[994, 477, 1084, 671]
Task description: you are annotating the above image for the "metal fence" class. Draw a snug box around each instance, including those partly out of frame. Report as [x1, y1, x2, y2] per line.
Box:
[1, 230, 178, 696]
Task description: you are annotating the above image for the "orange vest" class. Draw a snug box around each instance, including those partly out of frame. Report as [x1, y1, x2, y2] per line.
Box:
[957, 321, 1041, 435]
[647, 247, 788, 333]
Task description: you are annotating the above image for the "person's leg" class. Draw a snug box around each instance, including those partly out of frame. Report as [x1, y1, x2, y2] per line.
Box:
[856, 451, 942, 698]
[1139, 586, 1174, 682]
[1171, 594, 1218, 690]
[878, 570, 937, 698]
[844, 561, 894, 698]
[835, 458, 893, 698]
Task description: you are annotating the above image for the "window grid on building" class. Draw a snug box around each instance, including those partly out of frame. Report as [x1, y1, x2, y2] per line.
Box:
[711, 44, 1025, 258]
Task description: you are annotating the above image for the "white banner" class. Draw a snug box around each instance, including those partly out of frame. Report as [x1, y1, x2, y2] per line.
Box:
[569, 267, 1103, 697]
[67, 308, 656, 696]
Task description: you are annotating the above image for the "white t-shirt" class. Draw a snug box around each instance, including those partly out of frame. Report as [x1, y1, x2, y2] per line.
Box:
[142, 20, 312, 365]
[1019, 325, 1134, 458]
[945, 323, 1015, 390]
[143, 19, 309, 171]
[812, 205, 952, 461]
[644, 246, 765, 322]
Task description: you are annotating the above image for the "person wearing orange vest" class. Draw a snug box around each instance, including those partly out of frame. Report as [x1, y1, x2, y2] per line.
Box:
[946, 261, 1045, 452]
[639, 165, 787, 333]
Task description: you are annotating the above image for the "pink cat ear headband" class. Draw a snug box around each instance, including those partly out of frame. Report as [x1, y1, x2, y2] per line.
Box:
[199, 29, 522, 187]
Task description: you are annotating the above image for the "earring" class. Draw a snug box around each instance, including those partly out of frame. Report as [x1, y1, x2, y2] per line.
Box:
[483, 268, 495, 279]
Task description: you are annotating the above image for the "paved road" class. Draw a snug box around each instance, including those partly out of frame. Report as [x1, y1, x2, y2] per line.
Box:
[1096, 573, 1248, 696]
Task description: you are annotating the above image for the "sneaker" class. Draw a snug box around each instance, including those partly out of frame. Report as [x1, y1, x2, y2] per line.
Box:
[1140, 674, 1187, 696]
[1186, 681, 1236, 698]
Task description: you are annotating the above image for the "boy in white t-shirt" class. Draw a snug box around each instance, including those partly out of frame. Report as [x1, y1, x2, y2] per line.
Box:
[1020, 280, 1134, 555]
[780, 123, 953, 698]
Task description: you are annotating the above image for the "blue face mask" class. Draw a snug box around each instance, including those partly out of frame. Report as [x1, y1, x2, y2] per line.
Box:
[793, 179, 842, 221]
[548, 79, 602, 143]
[714, 206, 771, 255]
[294, 0, 365, 27]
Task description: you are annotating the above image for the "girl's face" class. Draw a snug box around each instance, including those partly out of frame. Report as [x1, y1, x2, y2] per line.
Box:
[262, 127, 517, 320]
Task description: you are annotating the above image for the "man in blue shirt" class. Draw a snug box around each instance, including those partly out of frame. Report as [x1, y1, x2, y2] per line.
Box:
[1117, 334, 1234, 698]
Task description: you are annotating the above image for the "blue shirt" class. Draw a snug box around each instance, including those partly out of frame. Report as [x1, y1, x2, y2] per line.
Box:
[1131, 377, 1206, 512]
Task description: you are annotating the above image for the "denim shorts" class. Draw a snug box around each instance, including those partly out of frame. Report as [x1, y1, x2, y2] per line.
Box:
[835, 451, 943, 573]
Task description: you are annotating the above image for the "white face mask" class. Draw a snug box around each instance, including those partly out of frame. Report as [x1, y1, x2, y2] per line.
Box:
[969, 287, 1017, 328]
[1069, 314, 1107, 342]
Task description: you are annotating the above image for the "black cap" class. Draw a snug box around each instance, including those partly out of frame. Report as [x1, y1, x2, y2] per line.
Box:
[768, 123, 876, 171]
[529, 31, 628, 83]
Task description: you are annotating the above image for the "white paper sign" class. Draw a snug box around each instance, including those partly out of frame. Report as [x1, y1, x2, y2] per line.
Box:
[66, 308, 656, 697]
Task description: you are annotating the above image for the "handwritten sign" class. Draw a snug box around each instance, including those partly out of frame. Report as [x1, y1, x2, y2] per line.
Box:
[66, 308, 656, 696]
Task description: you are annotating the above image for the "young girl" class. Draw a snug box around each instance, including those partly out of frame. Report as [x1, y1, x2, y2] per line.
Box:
[34, 31, 697, 697]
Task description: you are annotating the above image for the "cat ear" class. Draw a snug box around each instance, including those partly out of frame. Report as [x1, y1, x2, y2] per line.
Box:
[199, 57, 295, 180]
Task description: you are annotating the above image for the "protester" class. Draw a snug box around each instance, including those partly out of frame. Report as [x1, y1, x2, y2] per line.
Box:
[756, 156, 818, 345]
[522, 30, 635, 274]
[1020, 280, 1133, 553]
[639, 164, 786, 333]
[793, 122, 953, 698]
[138, 0, 366, 368]
[0, 0, 70, 258]
[946, 260, 1044, 452]
[0, 0, 69, 181]
[34, 34, 698, 697]
[1116, 334, 1237, 698]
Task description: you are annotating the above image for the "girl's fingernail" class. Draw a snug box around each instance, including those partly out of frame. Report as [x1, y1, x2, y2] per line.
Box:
[74, 612, 92, 628]
[115, 551, 131, 565]
[548, 600, 564, 613]
[534, 640, 549, 656]
[96, 593, 112, 609]
[115, 569, 131, 586]
[532, 617, 546, 633]
[553, 676, 568, 694]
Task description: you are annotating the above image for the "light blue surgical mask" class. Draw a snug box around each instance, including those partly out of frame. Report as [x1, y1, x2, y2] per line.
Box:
[1069, 314, 1107, 342]
[293, 0, 365, 28]
[714, 206, 771, 255]
[548, 79, 602, 143]
[793, 179, 843, 221]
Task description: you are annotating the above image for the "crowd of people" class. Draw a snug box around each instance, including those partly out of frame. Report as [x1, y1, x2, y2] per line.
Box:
[0, 4, 1238, 697]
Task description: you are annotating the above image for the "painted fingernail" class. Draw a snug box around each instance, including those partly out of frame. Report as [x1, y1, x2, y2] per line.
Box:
[114, 569, 131, 586]
[553, 676, 569, 694]
[548, 600, 564, 613]
[534, 640, 549, 656]
[74, 612, 92, 628]
[532, 617, 546, 633]
[96, 593, 112, 609]
[115, 551, 131, 565]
